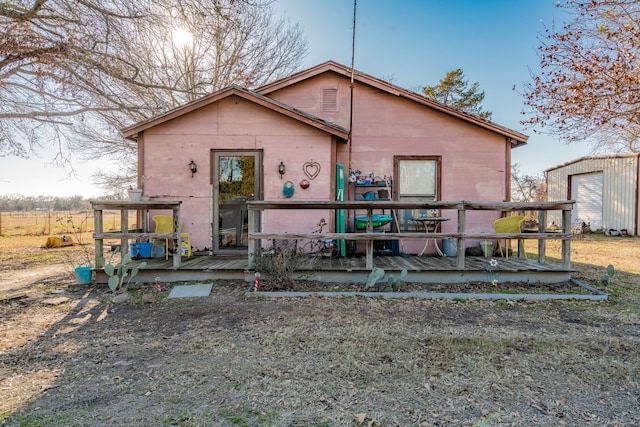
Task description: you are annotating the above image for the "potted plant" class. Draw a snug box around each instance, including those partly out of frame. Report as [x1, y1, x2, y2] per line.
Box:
[127, 175, 146, 201]
[128, 186, 143, 202]
[55, 214, 95, 284]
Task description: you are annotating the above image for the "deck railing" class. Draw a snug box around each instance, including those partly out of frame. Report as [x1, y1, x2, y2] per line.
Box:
[247, 200, 574, 270]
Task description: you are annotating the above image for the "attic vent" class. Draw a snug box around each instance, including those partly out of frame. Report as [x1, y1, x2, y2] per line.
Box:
[322, 88, 338, 112]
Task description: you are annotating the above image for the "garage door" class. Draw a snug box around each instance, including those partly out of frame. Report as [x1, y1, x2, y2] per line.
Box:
[571, 172, 603, 230]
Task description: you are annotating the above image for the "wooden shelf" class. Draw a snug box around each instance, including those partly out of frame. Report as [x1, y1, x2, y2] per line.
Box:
[90, 200, 183, 268]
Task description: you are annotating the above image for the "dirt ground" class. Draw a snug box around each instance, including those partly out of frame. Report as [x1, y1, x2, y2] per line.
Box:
[1, 236, 639, 426]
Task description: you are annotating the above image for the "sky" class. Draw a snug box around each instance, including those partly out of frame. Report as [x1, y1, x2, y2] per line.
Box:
[0, 0, 591, 198]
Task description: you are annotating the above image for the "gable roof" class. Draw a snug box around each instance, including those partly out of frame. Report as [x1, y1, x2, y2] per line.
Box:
[121, 84, 350, 141]
[545, 152, 640, 173]
[257, 61, 528, 147]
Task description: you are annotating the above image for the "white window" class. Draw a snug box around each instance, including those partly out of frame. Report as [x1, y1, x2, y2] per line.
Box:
[395, 157, 441, 230]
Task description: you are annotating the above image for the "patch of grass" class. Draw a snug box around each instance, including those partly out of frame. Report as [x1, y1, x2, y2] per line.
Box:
[125, 286, 170, 305]
[228, 416, 248, 427]
[472, 412, 500, 426]
[494, 300, 511, 308]
[2, 413, 85, 426]
[256, 411, 280, 425]
[216, 409, 279, 427]
[563, 302, 592, 311]
[162, 412, 197, 426]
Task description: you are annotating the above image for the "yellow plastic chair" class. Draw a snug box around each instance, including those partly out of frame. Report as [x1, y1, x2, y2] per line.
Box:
[152, 215, 192, 259]
[493, 215, 525, 259]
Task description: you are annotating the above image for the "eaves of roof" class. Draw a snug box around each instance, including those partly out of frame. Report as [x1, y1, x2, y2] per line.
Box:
[257, 60, 529, 148]
[545, 152, 640, 173]
[121, 84, 349, 141]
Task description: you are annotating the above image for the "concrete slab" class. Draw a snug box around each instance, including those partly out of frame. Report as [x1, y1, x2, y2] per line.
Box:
[168, 283, 212, 299]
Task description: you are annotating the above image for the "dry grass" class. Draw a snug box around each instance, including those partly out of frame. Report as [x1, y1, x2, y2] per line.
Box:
[0, 210, 137, 237]
[0, 234, 638, 426]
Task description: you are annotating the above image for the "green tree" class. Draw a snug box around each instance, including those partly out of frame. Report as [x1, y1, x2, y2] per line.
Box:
[422, 69, 493, 120]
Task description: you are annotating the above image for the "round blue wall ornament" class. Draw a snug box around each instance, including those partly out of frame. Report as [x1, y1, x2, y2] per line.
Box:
[283, 181, 295, 198]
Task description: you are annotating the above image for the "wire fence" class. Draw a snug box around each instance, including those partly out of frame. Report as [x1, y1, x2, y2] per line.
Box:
[0, 210, 138, 237]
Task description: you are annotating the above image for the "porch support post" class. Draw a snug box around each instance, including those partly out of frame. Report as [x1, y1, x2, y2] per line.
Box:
[562, 208, 571, 270]
[248, 207, 257, 269]
[121, 209, 128, 257]
[365, 208, 373, 269]
[517, 210, 525, 257]
[173, 205, 181, 269]
[538, 210, 547, 263]
[456, 208, 465, 269]
[94, 208, 104, 267]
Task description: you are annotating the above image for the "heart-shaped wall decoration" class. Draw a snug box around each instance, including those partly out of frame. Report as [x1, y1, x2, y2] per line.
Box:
[303, 161, 321, 180]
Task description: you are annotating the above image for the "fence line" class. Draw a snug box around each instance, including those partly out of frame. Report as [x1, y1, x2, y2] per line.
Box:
[0, 210, 138, 237]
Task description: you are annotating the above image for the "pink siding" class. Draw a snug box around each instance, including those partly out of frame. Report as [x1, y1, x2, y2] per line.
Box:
[141, 96, 335, 250]
[139, 71, 515, 254]
[268, 75, 508, 253]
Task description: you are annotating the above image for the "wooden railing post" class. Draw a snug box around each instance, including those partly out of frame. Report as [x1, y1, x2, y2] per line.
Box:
[173, 205, 181, 269]
[538, 210, 547, 263]
[365, 208, 373, 269]
[120, 208, 128, 257]
[248, 207, 257, 269]
[562, 208, 572, 269]
[456, 208, 466, 269]
[94, 208, 104, 267]
[517, 210, 525, 257]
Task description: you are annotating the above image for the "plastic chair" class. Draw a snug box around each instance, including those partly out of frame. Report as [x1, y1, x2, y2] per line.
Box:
[152, 215, 192, 259]
[493, 215, 525, 259]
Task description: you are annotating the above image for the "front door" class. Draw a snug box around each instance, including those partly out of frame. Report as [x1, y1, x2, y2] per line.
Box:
[213, 151, 261, 254]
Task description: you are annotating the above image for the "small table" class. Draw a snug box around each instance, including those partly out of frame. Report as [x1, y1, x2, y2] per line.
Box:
[411, 217, 450, 256]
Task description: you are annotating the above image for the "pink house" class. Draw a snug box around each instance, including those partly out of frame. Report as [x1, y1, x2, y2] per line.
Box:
[122, 61, 528, 256]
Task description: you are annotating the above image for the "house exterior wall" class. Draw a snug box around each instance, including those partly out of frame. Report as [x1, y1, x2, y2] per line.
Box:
[140, 95, 336, 250]
[546, 155, 640, 235]
[267, 74, 512, 252]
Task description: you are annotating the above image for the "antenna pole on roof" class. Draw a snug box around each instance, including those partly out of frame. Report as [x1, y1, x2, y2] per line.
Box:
[348, 0, 356, 170]
[350, 0, 356, 83]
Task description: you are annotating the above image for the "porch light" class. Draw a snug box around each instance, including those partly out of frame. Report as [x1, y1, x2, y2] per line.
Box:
[188, 160, 197, 177]
[278, 161, 286, 179]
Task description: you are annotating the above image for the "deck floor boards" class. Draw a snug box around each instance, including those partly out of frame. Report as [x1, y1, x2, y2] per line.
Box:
[130, 254, 568, 274]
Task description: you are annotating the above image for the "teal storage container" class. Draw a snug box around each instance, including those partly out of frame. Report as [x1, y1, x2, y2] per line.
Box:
[74, 266, 92, 284]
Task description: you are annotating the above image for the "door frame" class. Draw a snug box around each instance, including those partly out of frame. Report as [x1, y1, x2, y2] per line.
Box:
[211, 150, 262, 255]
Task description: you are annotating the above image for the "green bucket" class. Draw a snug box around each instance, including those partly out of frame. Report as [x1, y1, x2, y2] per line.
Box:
[74, 266, 93, 284]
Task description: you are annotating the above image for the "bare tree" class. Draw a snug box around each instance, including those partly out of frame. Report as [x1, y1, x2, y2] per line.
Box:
[511, 164, 546, 203]
[1, 1, 154, 155]
[522, 0, 640, 153]
[1, 0, 308, 190]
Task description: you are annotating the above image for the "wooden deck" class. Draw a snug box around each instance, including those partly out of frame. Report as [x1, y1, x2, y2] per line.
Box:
[95, 253, 573, 285]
